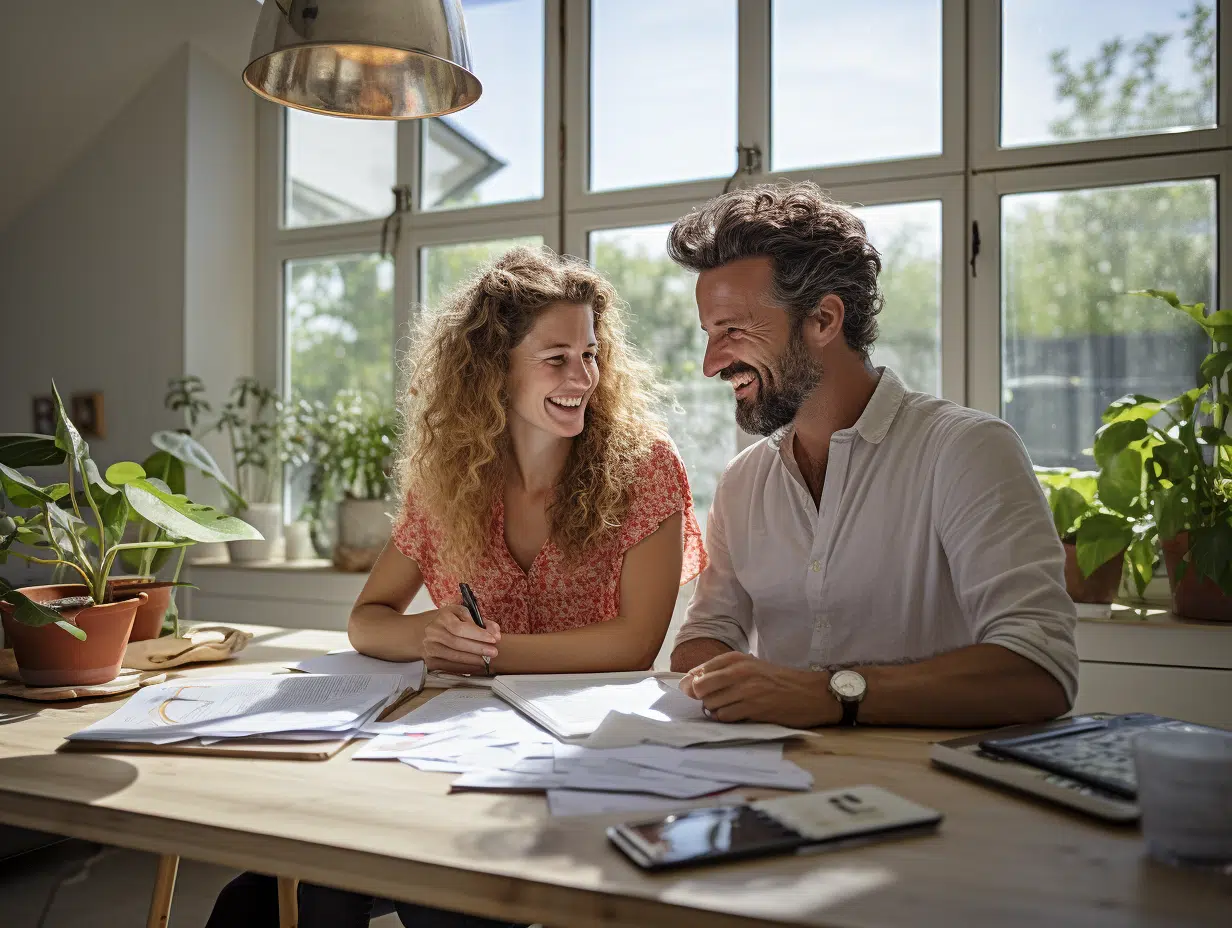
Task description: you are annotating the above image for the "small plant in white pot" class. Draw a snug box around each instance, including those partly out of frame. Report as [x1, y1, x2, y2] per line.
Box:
[318, 392, 395, 572]
[212, 377, 287, 563]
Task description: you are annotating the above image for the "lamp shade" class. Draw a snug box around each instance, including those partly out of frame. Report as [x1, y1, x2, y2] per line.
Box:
[243, 0, 482, 120]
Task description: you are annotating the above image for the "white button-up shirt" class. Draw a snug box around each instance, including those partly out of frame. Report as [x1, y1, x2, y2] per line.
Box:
[677, 368, 1079, 703]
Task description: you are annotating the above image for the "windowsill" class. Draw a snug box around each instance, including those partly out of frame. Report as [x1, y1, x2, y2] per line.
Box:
[188, 558, 339, 573]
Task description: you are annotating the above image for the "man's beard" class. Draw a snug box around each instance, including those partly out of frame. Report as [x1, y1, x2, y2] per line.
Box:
[723, 323, 823, 436]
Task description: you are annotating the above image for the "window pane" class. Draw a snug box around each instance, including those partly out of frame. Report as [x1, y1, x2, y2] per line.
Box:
[284, 111, 396, 228]
[1001, 179, 1215, 467]
[772, 1, 942, 172]
[853, 201, 941, 395]
[420, 237, 545, 308]
[590, 0, 737, 192]
[422, 0, 545, 211]
[285, 254, 394, 406]
[1001, 1, 1217, 148]
[590, 225, 735, 520]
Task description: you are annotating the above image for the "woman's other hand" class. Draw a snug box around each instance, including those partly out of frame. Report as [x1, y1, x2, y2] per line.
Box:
[421, 605, 501, 672]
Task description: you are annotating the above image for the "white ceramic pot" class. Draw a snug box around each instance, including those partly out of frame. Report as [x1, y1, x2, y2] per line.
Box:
[284, 520, 316, 562]
[186, 541, 230, 565]
[1134, 727, 1232, 867]
[333, 498, 391, 571]
[228, 502, 285, 563]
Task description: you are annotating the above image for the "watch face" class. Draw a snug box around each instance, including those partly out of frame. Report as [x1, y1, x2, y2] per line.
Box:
[831, 670, 866, 700]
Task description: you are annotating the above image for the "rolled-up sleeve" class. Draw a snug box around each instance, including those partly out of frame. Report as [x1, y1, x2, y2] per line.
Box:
[674, 477, 755, 655]
[934, 417, 1079, 706]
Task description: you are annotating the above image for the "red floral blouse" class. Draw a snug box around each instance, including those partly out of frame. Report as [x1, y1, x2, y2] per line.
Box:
[391, 438, 706, 634]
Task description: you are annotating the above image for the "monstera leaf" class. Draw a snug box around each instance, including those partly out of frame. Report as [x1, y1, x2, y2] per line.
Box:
[123, 479, 262, 544]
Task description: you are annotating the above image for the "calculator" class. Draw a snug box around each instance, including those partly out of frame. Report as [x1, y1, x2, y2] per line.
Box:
[978, 713, 1223, 799]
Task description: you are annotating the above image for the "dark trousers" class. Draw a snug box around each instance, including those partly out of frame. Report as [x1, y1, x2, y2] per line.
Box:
[206, 871, 524, 928]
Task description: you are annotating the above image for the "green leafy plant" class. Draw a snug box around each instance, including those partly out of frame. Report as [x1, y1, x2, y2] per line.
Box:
[1096, 289, 1232, 595]
[1034, 464, 1157, 598]
[0, 384, 262, 639]
[211, 377, 286, 509]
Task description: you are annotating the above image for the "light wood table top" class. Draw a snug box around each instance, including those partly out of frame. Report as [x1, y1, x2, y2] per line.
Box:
[0, 625, 1227, 928]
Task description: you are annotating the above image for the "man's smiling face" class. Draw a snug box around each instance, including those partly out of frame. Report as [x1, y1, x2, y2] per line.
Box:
[697, 256, 823, 436]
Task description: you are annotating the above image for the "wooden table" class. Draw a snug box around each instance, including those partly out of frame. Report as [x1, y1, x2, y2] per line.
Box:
[0, 625, 1227, 928]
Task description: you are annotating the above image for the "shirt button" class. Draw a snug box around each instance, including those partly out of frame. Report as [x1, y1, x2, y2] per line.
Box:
[809, 560, 821, 572]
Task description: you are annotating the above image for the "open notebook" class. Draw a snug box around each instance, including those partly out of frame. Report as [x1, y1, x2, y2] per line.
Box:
[490, 671, 814, 747]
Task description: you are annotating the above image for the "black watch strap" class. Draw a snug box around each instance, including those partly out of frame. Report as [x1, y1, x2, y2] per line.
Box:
[839, 698, 860, 727]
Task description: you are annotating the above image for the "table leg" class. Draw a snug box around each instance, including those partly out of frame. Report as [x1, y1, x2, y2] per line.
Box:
[145, 854, 179, 928]
[277, 876, 299, 928]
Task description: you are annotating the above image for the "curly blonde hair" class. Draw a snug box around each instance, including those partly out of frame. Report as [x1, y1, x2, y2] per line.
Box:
[397, 245, 665, 573]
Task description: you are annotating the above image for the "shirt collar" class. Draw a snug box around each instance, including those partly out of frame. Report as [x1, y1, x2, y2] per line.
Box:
[847, 366, 906, 445]
[774, 366, 907, 465]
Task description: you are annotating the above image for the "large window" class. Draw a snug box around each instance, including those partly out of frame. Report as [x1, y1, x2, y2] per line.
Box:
[262, 0, 1230, 522]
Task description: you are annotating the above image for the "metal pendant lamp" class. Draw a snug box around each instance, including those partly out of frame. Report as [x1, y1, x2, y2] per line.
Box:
[244, 0, 482, 120]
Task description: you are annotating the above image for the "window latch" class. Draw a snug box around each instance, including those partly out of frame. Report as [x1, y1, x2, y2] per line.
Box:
[380, 185, 413, 259]
[970, 220, 981, 278]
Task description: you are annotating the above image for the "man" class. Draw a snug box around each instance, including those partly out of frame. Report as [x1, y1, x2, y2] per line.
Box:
[669, 182, 1077, 729]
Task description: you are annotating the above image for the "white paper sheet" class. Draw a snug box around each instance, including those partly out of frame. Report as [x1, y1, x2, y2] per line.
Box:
[556, 757, 734, 799]
[582, 710, 815, 750]
[69, 674, 401, 742]
[546, 789, 744, 818]
[450, 769, 570, 791]
[289, 650, 426, 694]
[556, 743, 811, 790]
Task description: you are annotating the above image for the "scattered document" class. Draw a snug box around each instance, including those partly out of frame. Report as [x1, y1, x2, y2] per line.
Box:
[554, 743, 812, 791]
[289, 650, 425, 694]
[426, 671, 496, 689]
[69, 674, 402, 744]
[546, 789, 744, 818]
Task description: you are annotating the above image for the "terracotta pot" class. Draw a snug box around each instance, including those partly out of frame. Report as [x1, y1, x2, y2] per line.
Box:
[107, 578, 174, 641]
[0, 584, 144, 686]
[1161, 533, 1232, 622]
[1062, 542, 1125, 604]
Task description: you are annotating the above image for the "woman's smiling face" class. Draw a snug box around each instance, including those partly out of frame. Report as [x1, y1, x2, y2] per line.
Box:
[507, 301, 599, 439]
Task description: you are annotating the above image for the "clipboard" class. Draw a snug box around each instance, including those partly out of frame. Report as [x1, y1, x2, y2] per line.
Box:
[57, 678, 425, 762]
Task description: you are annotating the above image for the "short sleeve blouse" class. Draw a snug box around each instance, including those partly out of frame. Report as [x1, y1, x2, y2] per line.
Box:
[390, 438, 706, 634]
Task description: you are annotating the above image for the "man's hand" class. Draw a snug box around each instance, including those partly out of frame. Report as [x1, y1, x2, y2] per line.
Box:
[680, 652, 839, 728]
[421, 605, 501, 673]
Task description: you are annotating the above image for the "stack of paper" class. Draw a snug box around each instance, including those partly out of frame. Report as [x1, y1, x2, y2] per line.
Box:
[491, 672, 816, 749]
[67, 673, 406, 746]
[356, 688, 814, 810]
[288, 650, 426, 694]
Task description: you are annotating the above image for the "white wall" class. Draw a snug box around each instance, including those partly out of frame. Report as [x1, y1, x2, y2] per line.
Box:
[0, 50, 190, 466]
[183, 46, 257, 507]
[0, 44, 256, 586]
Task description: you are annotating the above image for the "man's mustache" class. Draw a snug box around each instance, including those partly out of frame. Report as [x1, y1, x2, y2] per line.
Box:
[719, 362, 759, 382]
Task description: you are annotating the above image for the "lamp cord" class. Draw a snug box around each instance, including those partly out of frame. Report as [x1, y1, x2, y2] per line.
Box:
[34, 842, 112, 928]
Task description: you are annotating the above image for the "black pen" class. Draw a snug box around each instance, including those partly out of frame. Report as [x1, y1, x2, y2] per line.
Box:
[459, 582, 490, 676]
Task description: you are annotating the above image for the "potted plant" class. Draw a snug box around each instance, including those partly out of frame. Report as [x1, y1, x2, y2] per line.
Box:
[1034, 465, 1156, 604]
[111, 376, 251, 639]
[1097, 290, 1232, 620]
[212, 377, 286, 563]
[0, 384, 262, 685]
[315, 392, 395, 572]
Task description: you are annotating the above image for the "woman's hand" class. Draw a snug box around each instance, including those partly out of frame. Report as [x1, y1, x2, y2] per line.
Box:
[420, 604, 502, 673]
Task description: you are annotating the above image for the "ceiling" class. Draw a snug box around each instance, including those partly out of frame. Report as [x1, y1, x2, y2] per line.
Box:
[0, 0, 261, 233]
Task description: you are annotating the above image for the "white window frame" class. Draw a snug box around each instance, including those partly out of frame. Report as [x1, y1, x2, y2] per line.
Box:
[969, 0, 1232, 171]
[256, 0, 1231, 498]
[967, 150, 1232, 414]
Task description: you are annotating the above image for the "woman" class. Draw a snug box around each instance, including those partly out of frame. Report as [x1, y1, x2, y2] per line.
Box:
[207, 246, 705, 928]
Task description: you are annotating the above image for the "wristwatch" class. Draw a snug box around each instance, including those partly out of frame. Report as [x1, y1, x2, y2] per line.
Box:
[828, 670, 867, 726]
